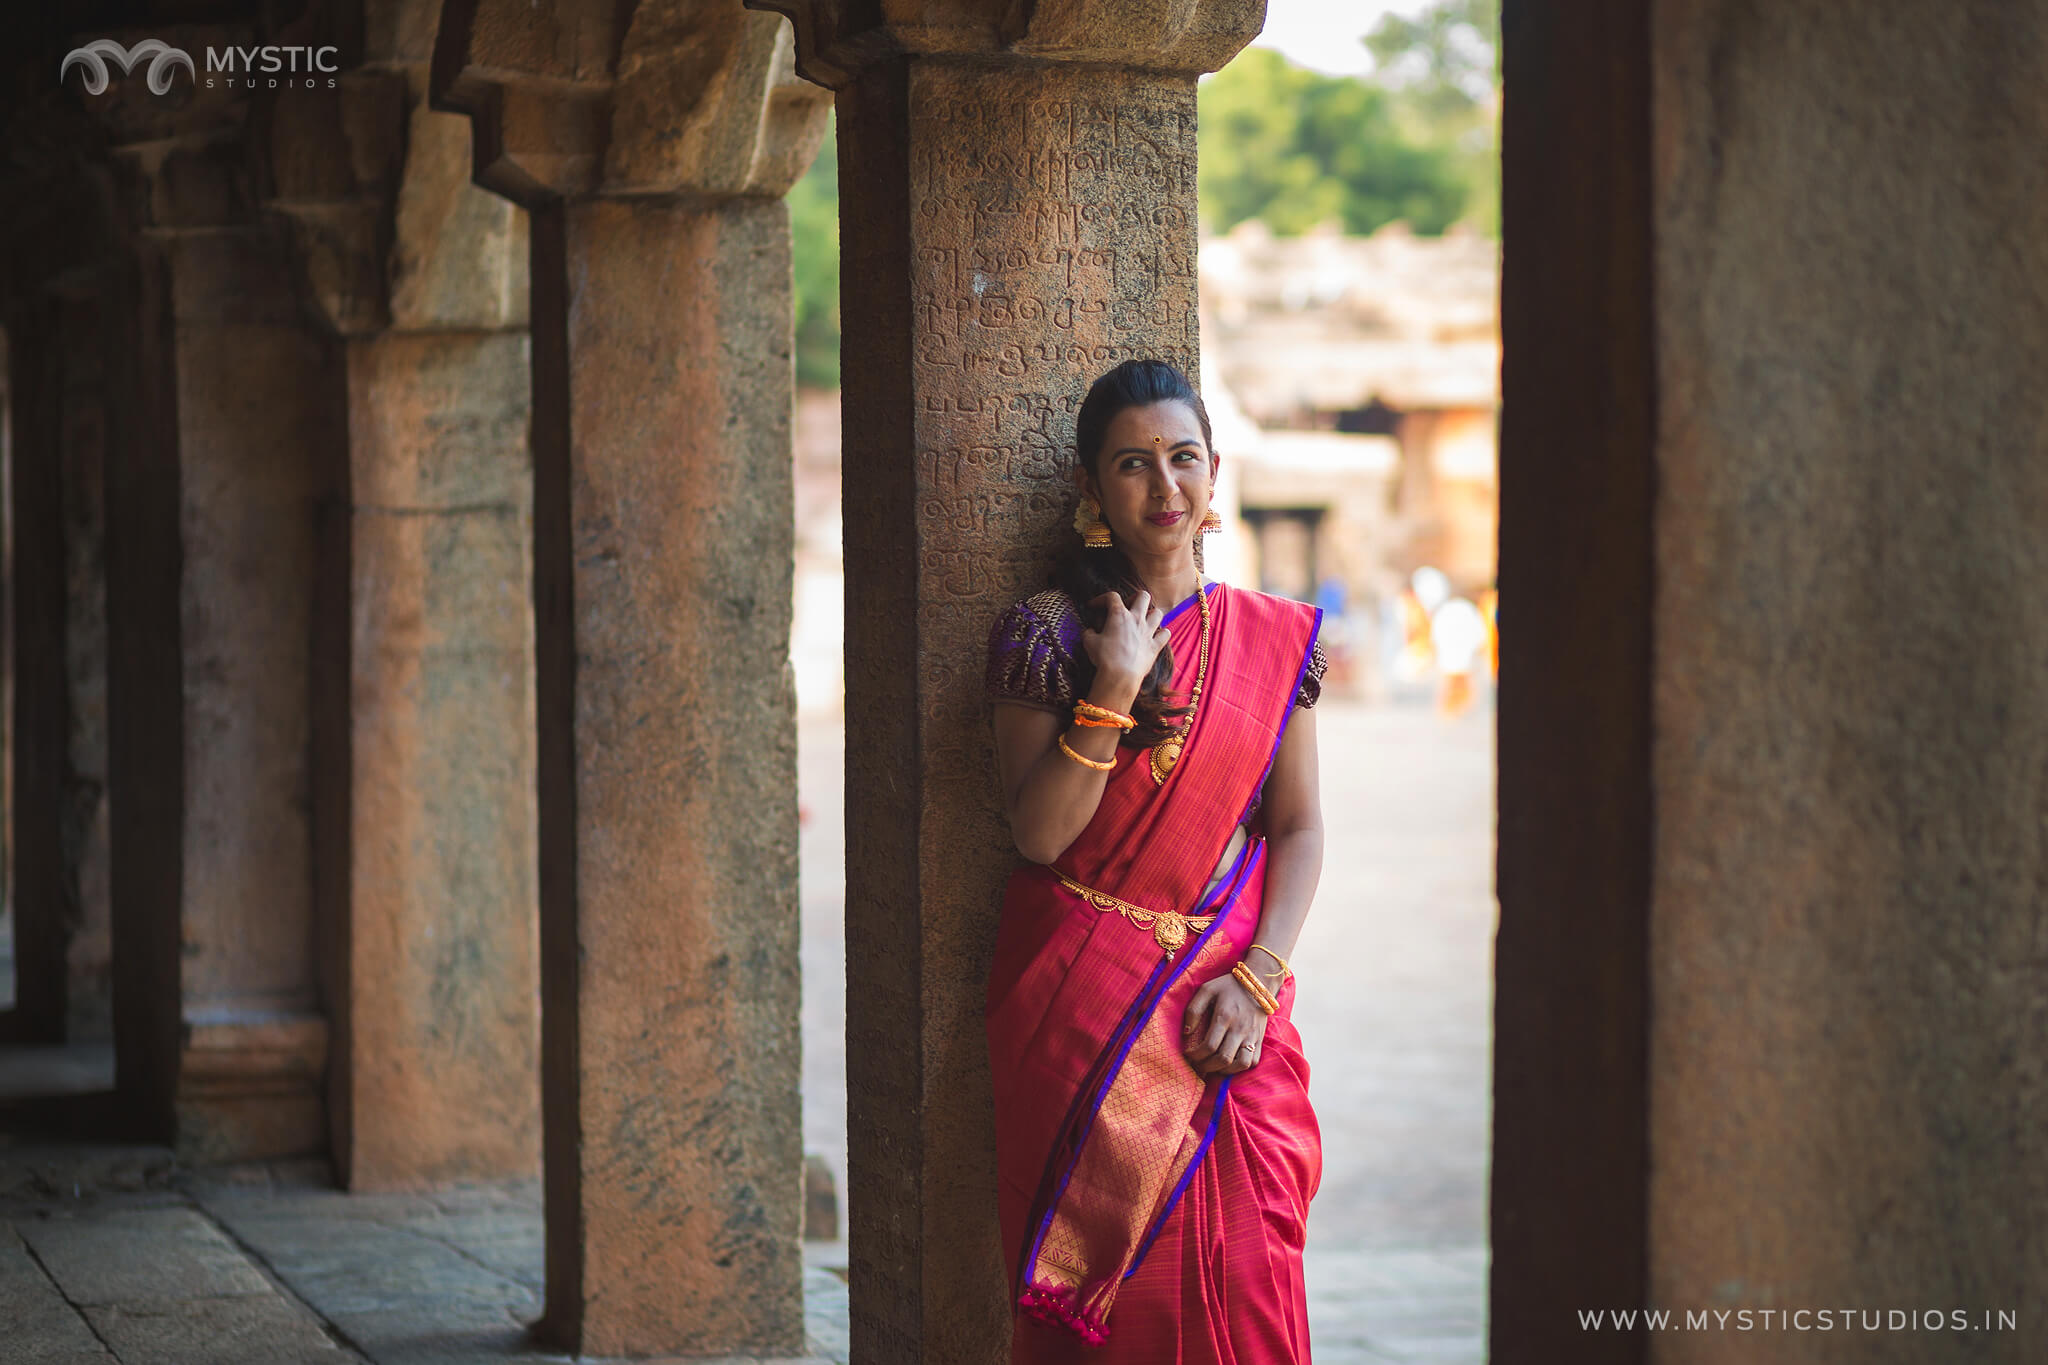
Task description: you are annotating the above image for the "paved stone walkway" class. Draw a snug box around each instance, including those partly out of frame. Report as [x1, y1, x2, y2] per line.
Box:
[0, 1147, 851, 1364]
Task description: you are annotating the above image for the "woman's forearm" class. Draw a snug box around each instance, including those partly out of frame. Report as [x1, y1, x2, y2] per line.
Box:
[1003, 677, 1143, 863]
[1247, 824, 1324, 962]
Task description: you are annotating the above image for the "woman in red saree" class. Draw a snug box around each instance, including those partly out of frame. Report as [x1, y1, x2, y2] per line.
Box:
[986, 360, 1327, 1363]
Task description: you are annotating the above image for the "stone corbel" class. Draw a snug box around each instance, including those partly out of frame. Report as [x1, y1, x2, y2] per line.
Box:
[259, 69, 411, 336]
[259, 31, 529, 338]
[744, 0, 1267, 89]
[432, 0, 831, 205]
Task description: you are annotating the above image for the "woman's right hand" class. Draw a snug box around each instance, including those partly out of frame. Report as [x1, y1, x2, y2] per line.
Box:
[1081, 590, 1169, 700]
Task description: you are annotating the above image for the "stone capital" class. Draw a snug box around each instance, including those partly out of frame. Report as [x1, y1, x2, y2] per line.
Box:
[262, 65, 529, 336]
[431, 0, 831, 205]
[745, 0, 1266, 89]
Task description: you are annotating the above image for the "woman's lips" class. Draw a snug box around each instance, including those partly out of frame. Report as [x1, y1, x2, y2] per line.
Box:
[1146, 510, 1186, 526]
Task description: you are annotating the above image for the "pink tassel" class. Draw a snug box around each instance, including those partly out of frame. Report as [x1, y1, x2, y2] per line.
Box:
[1019, 1283, 1111, 1346]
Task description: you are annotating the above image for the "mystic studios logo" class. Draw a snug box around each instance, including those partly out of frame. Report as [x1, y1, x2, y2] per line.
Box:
[61, 38, 340, 95]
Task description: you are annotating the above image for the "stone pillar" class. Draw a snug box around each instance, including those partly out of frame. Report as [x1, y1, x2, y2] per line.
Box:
[3, 150, 134, 1051]
[1491, 3, 1655, 1362]
[1648, 3, 2047, 1358]
[267, 6, 541, 1191]
[102, 110, 342, 1158]
[55, 283, 116, 1044]
[757, 4, 1262, 1360]
[434, 1, 830, 1353]
[4, 289, 72, 1046]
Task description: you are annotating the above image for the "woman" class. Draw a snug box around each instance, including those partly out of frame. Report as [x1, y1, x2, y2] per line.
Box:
[985, 359, 1327, 1362]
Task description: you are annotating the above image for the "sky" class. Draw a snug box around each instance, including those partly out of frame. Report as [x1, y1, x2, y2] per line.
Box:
[1248, 0, 1435, 78]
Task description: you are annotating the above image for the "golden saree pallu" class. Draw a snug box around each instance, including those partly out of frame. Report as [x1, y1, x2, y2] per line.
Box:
[985, 584, 1325, 1353]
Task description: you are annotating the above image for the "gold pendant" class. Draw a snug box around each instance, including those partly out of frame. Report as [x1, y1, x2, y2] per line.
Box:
[1148, 733, 1182, 785]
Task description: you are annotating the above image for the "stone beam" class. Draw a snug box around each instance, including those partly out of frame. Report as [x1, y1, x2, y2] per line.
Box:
[431, 0, 830, 1355]
[759, 3, 1262, 1361]
[262, 2, 541, 1193]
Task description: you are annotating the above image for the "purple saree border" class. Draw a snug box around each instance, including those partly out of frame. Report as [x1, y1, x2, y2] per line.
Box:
[1016, 836, 1265, 1301]
[1158, 578, 1213, 629]
[1238, 605, 1325, 826]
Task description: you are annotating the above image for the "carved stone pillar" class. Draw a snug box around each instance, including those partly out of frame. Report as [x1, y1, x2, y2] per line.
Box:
[265, 4, 540, 1193]
[751, 4, 1262, 1360]
[98, 88, 342, 1159]
[433, 0, 829, 1354]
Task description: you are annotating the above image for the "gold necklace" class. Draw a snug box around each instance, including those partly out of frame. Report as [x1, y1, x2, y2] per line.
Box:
[1149, 582, 1209, 785]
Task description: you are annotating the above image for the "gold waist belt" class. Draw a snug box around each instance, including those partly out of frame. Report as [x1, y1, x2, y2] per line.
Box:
[1052, 870, 1214, 960]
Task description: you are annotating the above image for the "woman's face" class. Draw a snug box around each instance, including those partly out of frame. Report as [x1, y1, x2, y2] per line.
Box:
[1082, 400, 1217, 558]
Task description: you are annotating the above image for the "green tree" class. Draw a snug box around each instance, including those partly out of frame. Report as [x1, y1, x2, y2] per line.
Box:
[1364, 0, 1500, 234]
[788, 124, 839, 389]
[1197, 47, 1471, 237]
[1364, 0, 1500, 124]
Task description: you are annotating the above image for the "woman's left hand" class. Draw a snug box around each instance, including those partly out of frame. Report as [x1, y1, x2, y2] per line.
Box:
[1182, 974, 1269, 1076]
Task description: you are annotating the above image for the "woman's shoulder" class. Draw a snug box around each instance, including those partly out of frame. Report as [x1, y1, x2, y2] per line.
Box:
[986, 587, 1086, 710]
[991, 586, 1085, 639]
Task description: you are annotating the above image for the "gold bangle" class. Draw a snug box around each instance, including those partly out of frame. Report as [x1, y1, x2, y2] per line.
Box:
[1057, 733, 1116, 772]
[1247, 943, 1291, 982]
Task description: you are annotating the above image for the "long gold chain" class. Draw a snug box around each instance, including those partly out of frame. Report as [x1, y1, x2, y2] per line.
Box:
[1148, 582, 1209, 785]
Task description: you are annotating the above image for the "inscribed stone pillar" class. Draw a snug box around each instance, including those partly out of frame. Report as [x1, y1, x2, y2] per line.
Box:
[1647, 3, 2048, 1359]
[101, 111, 342, 1158]
[756, 4, 1263, 1360]
[433, 0, 830, 1354]
[267, 11, 541, 1191]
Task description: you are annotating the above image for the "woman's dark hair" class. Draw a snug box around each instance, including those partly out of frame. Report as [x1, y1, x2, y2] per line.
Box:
[1055, 358, 1216, 747]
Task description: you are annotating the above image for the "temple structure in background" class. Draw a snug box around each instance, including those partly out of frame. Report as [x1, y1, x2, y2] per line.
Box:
[1203, 218, 1499, 622]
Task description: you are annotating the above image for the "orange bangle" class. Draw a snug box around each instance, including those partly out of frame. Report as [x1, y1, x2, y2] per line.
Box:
[1072, 713, 1129, 729]
[1057, 734, 1117, 772]
[1231, 961, 1279, 1016]
[1073, 701, 1136, 729]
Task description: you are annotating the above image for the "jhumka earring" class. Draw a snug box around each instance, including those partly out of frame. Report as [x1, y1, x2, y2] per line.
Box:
[1199, 508, 1224, 534]
[1074, 496, 1114, 549]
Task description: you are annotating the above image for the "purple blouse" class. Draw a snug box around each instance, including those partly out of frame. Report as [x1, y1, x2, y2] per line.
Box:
[985, 587, 1327, 714]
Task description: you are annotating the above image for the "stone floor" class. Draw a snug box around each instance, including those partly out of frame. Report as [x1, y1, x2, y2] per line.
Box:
[0, 696, 1490, 1364]
[0, 1146, 852, 1365]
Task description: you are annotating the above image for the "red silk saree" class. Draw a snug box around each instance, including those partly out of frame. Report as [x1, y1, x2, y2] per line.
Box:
[986, 583, 1324, 1362]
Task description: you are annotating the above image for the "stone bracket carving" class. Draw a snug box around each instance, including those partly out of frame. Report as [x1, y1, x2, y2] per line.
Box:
[746, 0, 1267, 89]
[433, 0, 831, 204]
